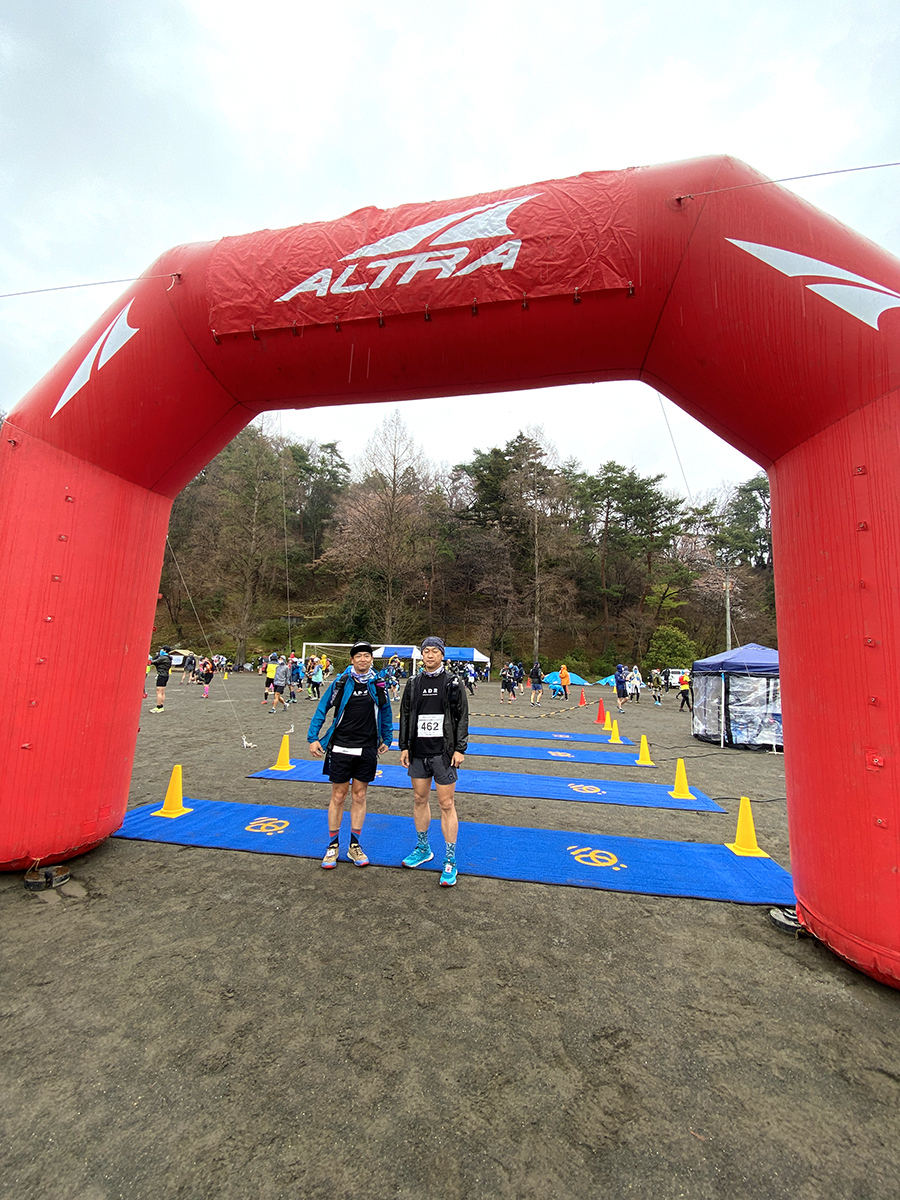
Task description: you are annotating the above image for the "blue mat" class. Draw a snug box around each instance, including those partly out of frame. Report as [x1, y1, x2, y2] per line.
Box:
[113, 799, 794, 904]
[392, 722, 635, 746]
[458, 741, 654, 768]
[250, 760, 724, 813]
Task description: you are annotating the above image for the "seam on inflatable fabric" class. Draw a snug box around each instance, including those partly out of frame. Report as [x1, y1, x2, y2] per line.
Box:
[637, 156, 728, 380]
[0, 419, 171, 505]
[798, 897, 899, 964]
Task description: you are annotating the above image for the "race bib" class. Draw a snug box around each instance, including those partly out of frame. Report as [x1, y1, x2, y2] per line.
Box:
[417, 714, 444, 738]
[332, 744, 363, 756]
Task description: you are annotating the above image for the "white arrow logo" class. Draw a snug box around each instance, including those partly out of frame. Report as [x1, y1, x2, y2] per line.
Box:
[51, 299, 140, 418]
[727, 239, 900, 330]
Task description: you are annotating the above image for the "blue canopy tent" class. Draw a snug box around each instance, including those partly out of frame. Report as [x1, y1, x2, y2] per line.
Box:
[374, 645, 420, 661]
[691, 643, 781, 750]
[443, 647, 490, 663]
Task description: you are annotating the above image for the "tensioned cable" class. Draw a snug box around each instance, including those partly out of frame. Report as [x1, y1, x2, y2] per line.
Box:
[165, 535, 256, 748]
[675, 159, 900, 201]
[0, 273, 180, 300]
[277, 415, 295, 658]
[656, 391, 692, 501]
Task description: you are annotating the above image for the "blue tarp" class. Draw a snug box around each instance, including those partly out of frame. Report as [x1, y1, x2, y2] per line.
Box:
[596, 674, 616, 685]
[114, 799, 794, 904]
[693, 643, 779, 677]
[392, 723, 635, 746]
[545, 670, 590, 686]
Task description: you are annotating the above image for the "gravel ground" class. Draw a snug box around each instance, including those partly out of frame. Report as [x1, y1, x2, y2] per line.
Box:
[2, 672, 898, 1199]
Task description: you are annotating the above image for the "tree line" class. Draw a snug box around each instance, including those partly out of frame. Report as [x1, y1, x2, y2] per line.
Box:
[157, 411, 776, 677]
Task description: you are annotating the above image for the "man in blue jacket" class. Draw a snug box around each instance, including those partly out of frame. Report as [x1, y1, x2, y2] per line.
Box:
[308, 641, 393, 869]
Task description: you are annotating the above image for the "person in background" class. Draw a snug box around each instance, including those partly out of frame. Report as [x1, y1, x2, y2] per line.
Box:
[198, 654, 215, 698]
[180, 652, 196, 686]
[398, 636, 468, 887]
[614, 664, 629, 714]
[310, 657, 324, 700]
[678, 671, 693, 712]
[263, 653, 278, 705]
[529, 661, 544, 706]
[149, 646, 173, 713]
[559, 663, 571, 700]
[650, 667, 663, 706]
[500, 662, 517, 704]
[269, 656, 290, 713]
[307, 641, 392, 869]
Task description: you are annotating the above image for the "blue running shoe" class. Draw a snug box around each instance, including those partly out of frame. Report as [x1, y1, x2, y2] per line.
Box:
[440, 860, 458, 887]
[402, 844, 434, 868]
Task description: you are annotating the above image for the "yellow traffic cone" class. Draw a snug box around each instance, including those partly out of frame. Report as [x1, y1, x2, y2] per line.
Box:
[609, 719, 623, 745]
[668, 758, 696, 800]
[602, 711, 612, 733]
[726, 797, 770, 857]
[152, 765, 193, 818]
[271, 734, 293, 771]
[634, 735, 655, 767]
[223, 671, 229, 681]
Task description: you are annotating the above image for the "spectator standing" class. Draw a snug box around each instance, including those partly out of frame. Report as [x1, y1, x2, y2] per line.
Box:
[678, 671, 693, 712]
[559, 663, 571, 700]
[614, 664, 628, 714]
[149, 647, 173, 713]
[529, 662, 544, 706]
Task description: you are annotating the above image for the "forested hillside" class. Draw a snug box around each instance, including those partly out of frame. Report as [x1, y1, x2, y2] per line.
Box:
[156, 412, 776, 674]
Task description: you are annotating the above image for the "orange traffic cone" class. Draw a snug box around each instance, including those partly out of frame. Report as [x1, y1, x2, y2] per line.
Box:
[578, 688, 587, 707]
[594, 698, 606, 725]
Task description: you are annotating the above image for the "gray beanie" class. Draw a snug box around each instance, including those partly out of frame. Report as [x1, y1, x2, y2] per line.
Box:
[420, 636, 445, 652]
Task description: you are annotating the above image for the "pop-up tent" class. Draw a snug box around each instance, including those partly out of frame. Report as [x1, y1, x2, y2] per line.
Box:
[443, 647, 490, 663]
[692, 643, 781, 750]
[374, 645, 421, 661]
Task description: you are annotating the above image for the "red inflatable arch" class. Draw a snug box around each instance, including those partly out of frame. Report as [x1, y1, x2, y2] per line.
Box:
[3, 155, 900, 986]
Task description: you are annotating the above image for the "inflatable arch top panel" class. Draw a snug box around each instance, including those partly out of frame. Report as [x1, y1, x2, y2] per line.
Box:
[3, 155, 900, 987]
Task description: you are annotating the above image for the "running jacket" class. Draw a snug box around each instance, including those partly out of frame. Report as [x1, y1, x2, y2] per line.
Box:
[307, 668, 393, 750]
[398, 670, 469, 762]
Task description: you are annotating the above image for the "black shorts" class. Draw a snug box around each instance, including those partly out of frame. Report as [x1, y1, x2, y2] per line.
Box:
[272, 684, 285, 694]
[408, 755, 458, 785]
[325, 745, 378, 784]
[155, 674, 169, 688]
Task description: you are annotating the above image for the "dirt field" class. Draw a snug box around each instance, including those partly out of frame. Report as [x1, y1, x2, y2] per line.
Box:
[3, 672, 899, 1199]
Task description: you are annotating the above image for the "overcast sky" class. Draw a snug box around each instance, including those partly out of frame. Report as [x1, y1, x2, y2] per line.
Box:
[2, 1, 898, 494]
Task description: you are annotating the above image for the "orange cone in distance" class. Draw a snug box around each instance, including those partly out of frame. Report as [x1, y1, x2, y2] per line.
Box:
[726, 797, 769, 857]
[271, 734, 292, 771]
[668, 758, 695, 800]
[578, 688, 587, 707]
[152, 765, 193, 818]
[634, 735, 655, 767]
[594, 698, 606, 725]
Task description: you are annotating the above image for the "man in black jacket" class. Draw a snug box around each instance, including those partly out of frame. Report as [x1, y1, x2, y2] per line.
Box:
[398, 635, 468, 886]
